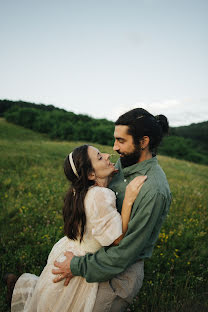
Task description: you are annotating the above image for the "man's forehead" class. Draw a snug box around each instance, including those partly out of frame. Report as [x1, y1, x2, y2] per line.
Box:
[114, 125, 130, 137]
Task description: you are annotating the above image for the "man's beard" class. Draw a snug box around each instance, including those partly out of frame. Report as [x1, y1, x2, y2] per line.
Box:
[119, 146, 141, 168]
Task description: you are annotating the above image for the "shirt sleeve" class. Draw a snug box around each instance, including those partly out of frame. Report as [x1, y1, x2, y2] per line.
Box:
[70, 192, 169, 282]
[87, 187, 123, 246]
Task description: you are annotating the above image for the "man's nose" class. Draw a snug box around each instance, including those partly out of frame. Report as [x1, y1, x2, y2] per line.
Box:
[113, 141, 119, 151]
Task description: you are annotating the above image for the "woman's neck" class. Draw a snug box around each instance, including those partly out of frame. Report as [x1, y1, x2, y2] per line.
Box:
[95, 177, 108, 188]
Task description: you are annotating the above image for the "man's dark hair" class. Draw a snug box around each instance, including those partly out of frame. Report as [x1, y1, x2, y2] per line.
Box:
[115, 108, 169, 153]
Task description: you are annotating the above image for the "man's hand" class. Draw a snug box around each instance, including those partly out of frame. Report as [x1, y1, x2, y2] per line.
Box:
[52, 251, 74, 286]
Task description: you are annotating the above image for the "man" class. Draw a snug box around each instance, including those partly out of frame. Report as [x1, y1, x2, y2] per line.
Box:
[52, 108, 172, 311]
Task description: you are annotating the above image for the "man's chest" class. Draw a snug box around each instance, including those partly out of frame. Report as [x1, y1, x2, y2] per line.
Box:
[109, 173, 139, 213]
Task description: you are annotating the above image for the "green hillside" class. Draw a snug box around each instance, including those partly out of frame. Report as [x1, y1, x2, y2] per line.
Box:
[160, 120, 208, 165]
[171, 120, 208, 149]
[0, 99, 115, 145]
[0, 119, 208, 312]
[1, 99, 208, 165]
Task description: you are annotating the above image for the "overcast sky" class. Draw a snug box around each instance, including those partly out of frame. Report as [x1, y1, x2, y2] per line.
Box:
[0, 0, 207, 126]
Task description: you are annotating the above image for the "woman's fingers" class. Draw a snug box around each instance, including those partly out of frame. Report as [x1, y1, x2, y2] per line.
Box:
[131, 176, 147, 188]
[127, 175, 147, 194]
[135, 175, 147, 184]
[124, 175, 147, 204]
[130, 176, 147, 188]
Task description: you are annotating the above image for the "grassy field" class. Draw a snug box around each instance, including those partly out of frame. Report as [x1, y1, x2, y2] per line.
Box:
[0, 118, 207, 312]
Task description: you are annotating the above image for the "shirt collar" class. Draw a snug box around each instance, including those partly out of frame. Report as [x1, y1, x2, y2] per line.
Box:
[116, 156, 158, 177]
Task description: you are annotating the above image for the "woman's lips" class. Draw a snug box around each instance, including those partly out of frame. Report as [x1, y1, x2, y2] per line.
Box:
[108, 161, 115, 167]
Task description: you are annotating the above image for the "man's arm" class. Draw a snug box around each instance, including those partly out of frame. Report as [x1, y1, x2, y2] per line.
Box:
[70, 192, 168, 282]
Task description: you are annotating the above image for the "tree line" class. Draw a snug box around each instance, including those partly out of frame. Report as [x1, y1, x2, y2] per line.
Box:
[164, 120, 208, 165]
[1, 99, 208, 165]
[1, 100, 114, 145]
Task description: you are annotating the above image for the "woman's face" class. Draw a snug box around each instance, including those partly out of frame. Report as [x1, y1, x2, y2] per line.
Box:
[88, 146, 115, 180]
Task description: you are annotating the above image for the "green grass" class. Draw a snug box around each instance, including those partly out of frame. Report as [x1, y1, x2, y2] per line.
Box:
[0, 118, 208, 312]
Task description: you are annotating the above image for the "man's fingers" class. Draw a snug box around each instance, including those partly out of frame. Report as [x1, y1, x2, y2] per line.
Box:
[64, 277, 70, 286]
[64, 275, 74, 286]
[52, 251, 74, 286]
[52, 268, 62, 275]
[64, 251, 73, 257]
[53, 260, 62, 268]
[53, 273, 73, 284]
[64, 251, 75, 259]
[53, 275, 65, 283]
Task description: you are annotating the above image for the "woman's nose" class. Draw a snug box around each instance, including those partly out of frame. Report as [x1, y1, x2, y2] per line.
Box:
[103, 153, 110, 160]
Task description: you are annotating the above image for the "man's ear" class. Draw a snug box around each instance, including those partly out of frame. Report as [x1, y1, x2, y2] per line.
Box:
[88, 171, 96, 181]
[140, 136, 150, 150]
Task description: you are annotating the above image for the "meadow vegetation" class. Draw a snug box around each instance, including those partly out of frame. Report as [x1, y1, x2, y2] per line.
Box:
[0, 118, 207, 311]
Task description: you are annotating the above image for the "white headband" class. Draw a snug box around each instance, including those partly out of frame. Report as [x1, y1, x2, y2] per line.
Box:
[69, 152, 79, 178]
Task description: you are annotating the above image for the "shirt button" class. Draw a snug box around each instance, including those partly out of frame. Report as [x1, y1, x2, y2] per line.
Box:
[124, 179, 127, 182]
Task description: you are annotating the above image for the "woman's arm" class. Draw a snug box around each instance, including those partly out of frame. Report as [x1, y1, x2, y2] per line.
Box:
[112, 175, 147, 245]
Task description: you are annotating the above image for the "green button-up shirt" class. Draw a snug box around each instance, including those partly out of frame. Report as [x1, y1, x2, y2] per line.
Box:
[70, 156, 171, 282]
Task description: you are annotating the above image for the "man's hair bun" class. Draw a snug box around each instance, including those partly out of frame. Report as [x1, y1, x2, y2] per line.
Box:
[155, 115, 169, 135]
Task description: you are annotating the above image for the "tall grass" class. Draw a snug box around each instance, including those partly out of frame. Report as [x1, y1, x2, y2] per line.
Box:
[0, 118, 207, 312]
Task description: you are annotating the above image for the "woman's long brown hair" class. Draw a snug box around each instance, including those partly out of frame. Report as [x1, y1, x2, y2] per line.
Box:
[63, 145, 94, 242]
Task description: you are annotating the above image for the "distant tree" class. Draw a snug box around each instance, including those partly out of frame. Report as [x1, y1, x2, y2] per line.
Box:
[159, 136, 208, 165]
[0, 99, 65, 116]
[53, 122, 75, 141]
[0, 100, 14, 116]
[171, 121, 208, 151]
[92, 125, 114, 145]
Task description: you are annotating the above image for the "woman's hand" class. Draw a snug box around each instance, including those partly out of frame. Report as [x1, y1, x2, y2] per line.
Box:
[124, 175, 147, 205]
[112, 175, 147, 245]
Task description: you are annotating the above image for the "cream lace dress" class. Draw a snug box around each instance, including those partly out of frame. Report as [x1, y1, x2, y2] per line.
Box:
[11, 187, 122, 312]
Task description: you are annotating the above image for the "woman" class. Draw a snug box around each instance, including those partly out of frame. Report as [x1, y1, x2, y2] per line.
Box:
[10, 144, 146, 312]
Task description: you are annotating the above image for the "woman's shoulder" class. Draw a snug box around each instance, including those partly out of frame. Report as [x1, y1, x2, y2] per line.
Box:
[88, 186, 115, 196]
[86, 186, 116, 202]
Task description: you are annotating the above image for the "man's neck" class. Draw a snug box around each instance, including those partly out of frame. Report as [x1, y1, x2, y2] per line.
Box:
[138, 150, 153, 163]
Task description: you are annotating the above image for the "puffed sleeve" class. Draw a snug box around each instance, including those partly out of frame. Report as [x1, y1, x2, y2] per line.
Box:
[87, 187, 122, 246]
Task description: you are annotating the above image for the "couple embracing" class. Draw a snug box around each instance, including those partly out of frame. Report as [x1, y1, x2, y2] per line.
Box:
[9, 108, 171, 312]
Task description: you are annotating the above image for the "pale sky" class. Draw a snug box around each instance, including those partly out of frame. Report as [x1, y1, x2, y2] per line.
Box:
[0, 0, 207, 126]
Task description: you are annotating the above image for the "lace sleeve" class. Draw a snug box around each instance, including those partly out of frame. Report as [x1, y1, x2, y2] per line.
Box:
[87, 187, 122, 246]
